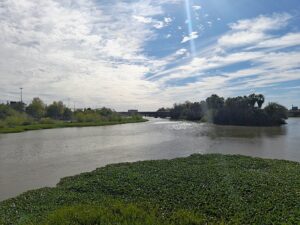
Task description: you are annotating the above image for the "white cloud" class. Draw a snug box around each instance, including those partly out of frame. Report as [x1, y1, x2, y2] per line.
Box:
[1, 3, 299, 110]
[229, 13, 291, 31]
[250, 32, 300, 49]
[175, 48, 188, 55]
[181, 32, 199, 43]
[0, 0, 180, 110]
[164, 17, 172, 23]
[132, 15, 153, 24]
[218, 13, 292, 48]
[192, 5, 202, 10]
[153, 21, 165, 29]
[219, 31, 266, 47]
[133, 15, 172, 30]
[149, 13, 300, 107]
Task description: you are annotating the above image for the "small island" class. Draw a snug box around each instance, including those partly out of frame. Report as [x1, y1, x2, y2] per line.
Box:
[157, 94, 288, 126]
[0, 98, 147, 134]
[0, 154, 299, 224]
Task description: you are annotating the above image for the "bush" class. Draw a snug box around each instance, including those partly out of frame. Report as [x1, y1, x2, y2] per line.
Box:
[0, 104, 18, 120]
[130, 114, 143, 121]
[22, 120, 33, 126]
[5, 115, 32, 127]
[0, 120, 5, 128]
[74, 112, 102, 123]
[39, 118, 57, 124]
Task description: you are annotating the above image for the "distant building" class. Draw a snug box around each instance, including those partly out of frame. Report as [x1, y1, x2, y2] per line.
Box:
[289, 105, 300, 117]
[128, 109, 138, 115]
[8, 101, 26, 112]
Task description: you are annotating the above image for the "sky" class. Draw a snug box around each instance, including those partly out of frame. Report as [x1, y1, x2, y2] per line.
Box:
[0, 0, 300, 111]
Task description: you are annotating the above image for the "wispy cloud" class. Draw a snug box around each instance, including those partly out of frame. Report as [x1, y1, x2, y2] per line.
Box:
[149, 13, 300, 105]
[0, 0, 299, 110]
[218, 14, 291, 47]
[181, 32, 199, 43]
[192, 5, 202, 10]
[0, 0, 178, 109]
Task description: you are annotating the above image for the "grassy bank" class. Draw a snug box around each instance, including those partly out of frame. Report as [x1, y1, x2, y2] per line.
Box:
[0, 118, 148, 134]
[0, 154, 299, 225]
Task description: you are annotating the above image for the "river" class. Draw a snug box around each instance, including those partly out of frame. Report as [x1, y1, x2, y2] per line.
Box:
[0, 118, 299, 201]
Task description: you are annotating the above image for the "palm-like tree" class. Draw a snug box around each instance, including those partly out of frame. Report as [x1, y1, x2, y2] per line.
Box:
[257, 94, 265, 108]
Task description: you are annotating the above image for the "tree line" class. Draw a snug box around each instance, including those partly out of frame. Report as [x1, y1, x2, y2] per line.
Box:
[157, 94, 288, 126]
[0, 98, 140, 128]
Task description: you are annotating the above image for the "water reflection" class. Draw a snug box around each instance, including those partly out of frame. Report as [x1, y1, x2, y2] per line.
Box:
[206, 124, 287, 139]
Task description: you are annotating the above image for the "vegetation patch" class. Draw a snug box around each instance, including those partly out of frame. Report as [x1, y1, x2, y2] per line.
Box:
[0, 118, 147, 134]
[157, 93, 288, 126]
[0, 154, 299, 224]
[0, 98, 147, 134]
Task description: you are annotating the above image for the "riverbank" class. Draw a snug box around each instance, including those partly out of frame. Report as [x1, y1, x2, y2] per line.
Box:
[0, 118, 148, 134]
[0, 154, 299, 225]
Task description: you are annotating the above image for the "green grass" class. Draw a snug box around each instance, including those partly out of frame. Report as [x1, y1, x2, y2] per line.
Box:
[0, 154, 299, 225]
[0, 118, 148, 134]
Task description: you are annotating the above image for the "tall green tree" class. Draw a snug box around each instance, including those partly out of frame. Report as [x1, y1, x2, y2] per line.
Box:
[63, 108, 73, 120]
[206, 95, 224, 110]
[248, 94, 265, 108]
[46, 101, 65, 120]
[257, 94, 265, 108]
[264, 102, 287, 124]
[0, 104, 16, 120]
[26, 97, 46, 119]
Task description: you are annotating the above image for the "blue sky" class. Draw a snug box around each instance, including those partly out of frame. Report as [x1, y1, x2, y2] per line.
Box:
[0, 0, 299, 110]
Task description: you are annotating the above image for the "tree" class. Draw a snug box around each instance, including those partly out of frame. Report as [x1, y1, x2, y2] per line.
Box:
[248, 94, 265, 108]
[156, 107, 169, 118]
[164, 93, 286, 126]
[264, 102, 287, 125]
[257, 94, 265, 108]
[26, 97, 46, 119]
[46, 101, 65, 120]
[63, 108, 73, 121]
[248, 94, 257, 107]
[97, 107, 114, 116]
[0, 104, 16, 120]
[187, 102, 203, 120]
[206, 95, 224, 110]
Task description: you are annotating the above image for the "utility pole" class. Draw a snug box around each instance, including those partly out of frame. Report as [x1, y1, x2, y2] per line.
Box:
[20, 87, 23, 103]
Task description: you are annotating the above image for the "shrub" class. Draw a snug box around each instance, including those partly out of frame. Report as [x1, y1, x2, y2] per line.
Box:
[0, 120, 5, 128]
[5, 115, 31, 127]
[0, 104, 18, 120]
[39, 118, 57, 124]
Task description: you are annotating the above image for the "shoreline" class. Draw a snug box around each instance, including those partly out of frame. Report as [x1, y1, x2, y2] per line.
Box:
[0, 118, 148, 134]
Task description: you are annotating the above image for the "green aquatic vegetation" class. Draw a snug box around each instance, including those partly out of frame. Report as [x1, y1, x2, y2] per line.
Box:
[20, 203, 222, 225]
[24, 204, 162, 225]
[0, 154, 299, 224]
